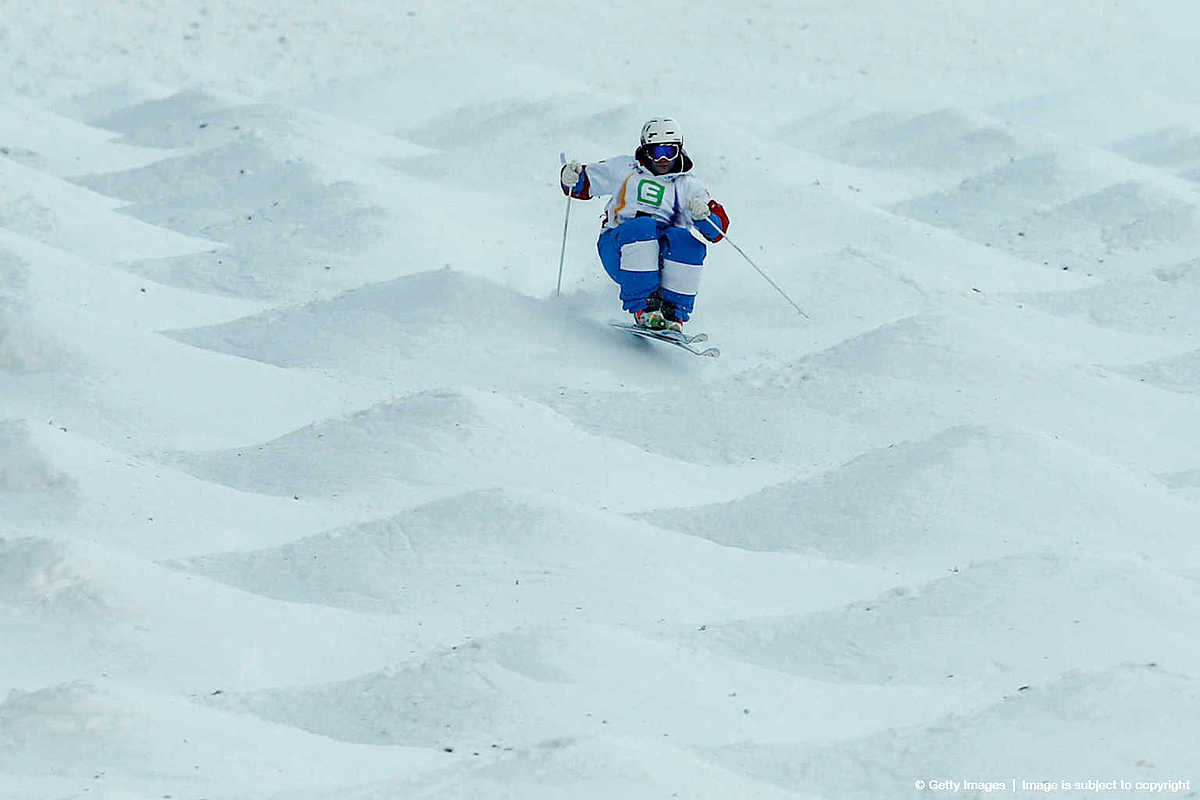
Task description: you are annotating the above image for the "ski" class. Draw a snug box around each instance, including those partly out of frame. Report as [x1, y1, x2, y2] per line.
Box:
[609, 321, 720, 358]
[610, 322, 707, 345]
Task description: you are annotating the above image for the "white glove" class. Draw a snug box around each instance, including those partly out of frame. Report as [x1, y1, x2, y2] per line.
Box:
[686, 193, 711, 220]
[561, 161, 583, 187]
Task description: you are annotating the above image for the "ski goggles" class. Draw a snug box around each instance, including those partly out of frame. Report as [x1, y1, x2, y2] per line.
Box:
[648, 143, 680, 160]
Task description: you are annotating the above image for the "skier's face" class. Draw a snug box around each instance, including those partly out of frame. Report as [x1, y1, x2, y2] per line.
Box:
[648, 142, 680, 174]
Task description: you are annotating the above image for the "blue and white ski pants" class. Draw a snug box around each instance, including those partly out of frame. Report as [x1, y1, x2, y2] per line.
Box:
[597, 216, 706, 320]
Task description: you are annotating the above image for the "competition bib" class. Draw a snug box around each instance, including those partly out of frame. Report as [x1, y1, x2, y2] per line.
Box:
[633, 177, 675, 218]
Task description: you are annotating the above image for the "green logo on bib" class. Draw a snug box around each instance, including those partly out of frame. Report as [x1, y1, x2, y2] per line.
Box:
[637, 180, 665, 207]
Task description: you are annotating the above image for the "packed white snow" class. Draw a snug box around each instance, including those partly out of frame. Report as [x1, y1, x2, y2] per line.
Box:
[2, 1, 1199, 798]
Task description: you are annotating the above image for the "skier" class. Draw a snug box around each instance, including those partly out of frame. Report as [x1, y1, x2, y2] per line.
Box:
[560, 117, 730, 331]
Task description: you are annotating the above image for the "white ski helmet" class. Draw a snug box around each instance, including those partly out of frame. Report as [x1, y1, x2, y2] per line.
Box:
[640, 117, 683, 146]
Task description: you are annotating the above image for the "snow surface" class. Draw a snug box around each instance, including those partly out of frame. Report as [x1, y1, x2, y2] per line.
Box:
[2, 1, 1200, 798]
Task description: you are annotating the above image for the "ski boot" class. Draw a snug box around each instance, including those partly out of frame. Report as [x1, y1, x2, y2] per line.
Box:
[657, 299, 684, 332]
[634, 307, 668, 329]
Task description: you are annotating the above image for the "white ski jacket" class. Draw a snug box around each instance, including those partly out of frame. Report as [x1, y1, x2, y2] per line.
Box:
[561, 152, 728, 241]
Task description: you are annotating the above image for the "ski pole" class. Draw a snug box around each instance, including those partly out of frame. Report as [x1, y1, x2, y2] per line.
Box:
[695, 217, 809, 319]
[556, 152, 571, 296]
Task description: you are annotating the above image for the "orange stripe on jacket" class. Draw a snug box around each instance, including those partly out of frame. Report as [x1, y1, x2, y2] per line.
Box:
[610, 174, 633, 223]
